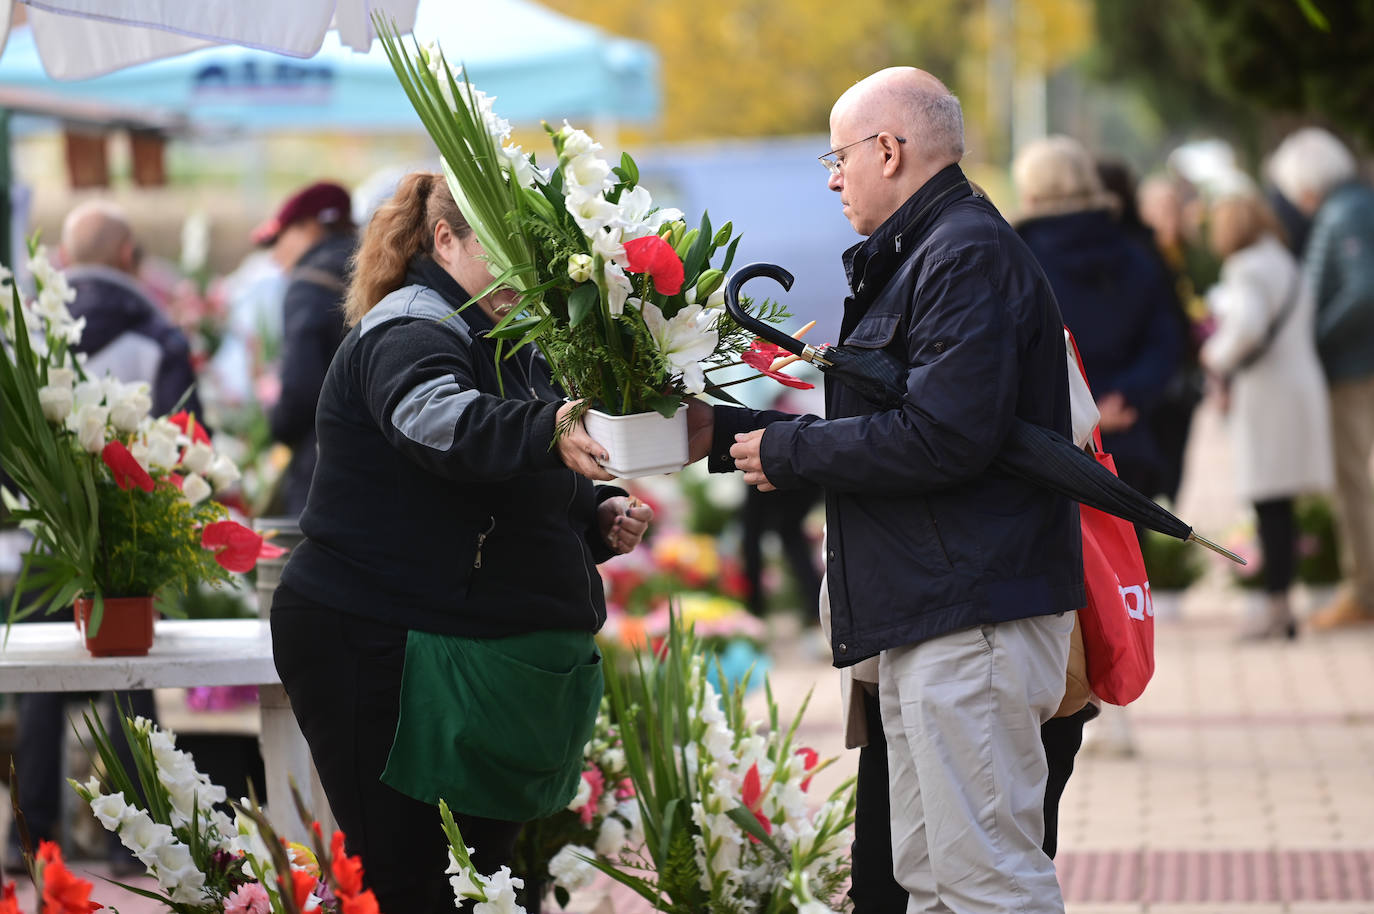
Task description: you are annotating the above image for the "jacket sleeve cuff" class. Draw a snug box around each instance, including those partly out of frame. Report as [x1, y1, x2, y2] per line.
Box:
[707, 405, 799, 473]
[759, 421, 807, 489]
[585, 484, 630, 564]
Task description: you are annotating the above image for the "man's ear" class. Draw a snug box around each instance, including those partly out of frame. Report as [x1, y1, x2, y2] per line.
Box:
[879, 133, 903, 178]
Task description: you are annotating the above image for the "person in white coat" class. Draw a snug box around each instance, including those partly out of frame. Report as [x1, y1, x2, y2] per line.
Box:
[1201, 192, 1334, 639]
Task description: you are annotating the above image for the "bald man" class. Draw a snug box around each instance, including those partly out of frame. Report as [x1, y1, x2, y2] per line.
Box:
[59, 200, 204, 419]
[690, 68, 1081, 912]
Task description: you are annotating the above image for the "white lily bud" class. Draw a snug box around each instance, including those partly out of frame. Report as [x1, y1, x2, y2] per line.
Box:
[38, 385, 74, 423]
[181, 442, 215, 475]
[567, 253, 594, 283]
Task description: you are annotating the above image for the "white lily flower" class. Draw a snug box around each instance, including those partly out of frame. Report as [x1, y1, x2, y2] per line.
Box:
[590, 228, 627, 267]
[182, 473, 212, 505]
[642, 303, 718, 395]
[604, 265, 633, 318]
[613, 186, 685, 240]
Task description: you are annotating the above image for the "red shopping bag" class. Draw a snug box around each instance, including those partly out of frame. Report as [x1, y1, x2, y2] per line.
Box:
[1066, 329, 1154, 705]
[1078, 437, 1155, 705]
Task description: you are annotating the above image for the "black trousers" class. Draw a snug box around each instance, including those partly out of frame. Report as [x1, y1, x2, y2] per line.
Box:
[847, 687, 1093, 912]
[1255, 497, 1296, 594]
[741, 487, 822, 621]
[271, 587, 523, 914]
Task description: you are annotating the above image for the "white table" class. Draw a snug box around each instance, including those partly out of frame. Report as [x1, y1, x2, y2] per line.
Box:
[0, 618, 331, 842]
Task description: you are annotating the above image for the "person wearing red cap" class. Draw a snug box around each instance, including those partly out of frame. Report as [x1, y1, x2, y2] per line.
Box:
[257, 181, 357, 515]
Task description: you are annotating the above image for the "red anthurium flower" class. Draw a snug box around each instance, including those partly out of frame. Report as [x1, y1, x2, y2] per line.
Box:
[166, 473, 185, 490]
[740, 339, 815, 390]
[202, 521, 268, 573]
[101, 441, 155, 493]
[741, 762, 772, 837]
[795, 747, 820, 791]
[168, 410, 211, 446]
[341, 890, 381, 914]
[623, 235, 685, 295]
[331, 831, 365, 897]
[36, 841, 101, 914]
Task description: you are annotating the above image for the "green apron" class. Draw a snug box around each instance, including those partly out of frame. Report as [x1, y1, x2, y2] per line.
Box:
[380, 628, 603, 822]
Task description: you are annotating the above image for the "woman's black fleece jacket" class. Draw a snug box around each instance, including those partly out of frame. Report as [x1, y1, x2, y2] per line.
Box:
[281, 256, 624, 637]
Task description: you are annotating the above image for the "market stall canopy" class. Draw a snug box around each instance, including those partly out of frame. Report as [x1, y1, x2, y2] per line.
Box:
[0, 0, 659, 131]
[0, 0, 419, 79]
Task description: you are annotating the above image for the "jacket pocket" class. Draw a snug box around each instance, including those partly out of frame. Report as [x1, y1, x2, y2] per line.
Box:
[844, 313, 900, 349]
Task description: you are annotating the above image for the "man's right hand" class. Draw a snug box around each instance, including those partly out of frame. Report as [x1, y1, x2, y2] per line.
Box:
[686, 398, 714, 463]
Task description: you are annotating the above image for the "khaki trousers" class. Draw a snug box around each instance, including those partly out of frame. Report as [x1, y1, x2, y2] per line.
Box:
[1329, 375, 1374, 608]
[879, 613, 1073, 914]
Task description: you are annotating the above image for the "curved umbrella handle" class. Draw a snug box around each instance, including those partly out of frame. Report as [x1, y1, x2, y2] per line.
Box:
[724, 263, 802, 356]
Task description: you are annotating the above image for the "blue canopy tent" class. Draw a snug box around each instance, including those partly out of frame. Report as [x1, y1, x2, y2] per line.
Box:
[0, 0, 659, 132]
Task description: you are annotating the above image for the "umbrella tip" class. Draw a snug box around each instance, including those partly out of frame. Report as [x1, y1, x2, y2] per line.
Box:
[1187, 531, 1247, 566]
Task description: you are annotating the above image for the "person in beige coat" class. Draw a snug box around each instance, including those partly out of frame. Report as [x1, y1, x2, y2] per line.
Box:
[1200, 191, 1334, 638]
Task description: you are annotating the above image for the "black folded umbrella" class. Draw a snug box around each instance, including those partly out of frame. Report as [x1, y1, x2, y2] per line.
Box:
[724, 262, 1244, 564]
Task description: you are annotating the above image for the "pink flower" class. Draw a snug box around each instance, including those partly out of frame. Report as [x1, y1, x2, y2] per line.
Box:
[615, 778, 635, 800]
[223, 882, 270, 914]
[579, 767, 605, 825]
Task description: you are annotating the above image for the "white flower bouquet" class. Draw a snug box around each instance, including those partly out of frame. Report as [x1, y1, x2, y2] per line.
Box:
[373, 19, 802, 426]
[69, 706, 385, 913]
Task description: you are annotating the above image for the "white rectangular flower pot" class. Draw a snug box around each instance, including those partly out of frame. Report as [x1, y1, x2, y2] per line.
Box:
[582, 406, 688, 478]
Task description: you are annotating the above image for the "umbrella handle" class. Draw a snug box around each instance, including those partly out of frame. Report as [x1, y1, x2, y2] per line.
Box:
[724, 263, 803, 356]
[1187, 531, 1248, 566]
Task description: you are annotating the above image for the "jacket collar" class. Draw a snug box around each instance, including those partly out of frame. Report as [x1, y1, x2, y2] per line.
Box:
[404, 253, 495, 335]
[842, 163, 971, 305]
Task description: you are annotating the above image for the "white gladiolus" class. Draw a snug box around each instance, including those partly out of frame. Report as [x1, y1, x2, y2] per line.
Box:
[181, 473, 212, 505]
[181, 441, 215, 475]
[500, 144, 540, 189]
[595, 815, 627, 857]
[109, 385, 153, 433]
[72, 380, 106, 412]
[90, 791, 136, 831]
[615, 800, 644, 846]
[207, 454, 241, 491]
[590, 227, 627, 267]
[474, 866, 523, 914]
[567, 774, 592, 812]
[548, 845, 597, 891]
[71, 404, 109, 453]
[142, 421, 182, 469]
[558, 121, 600, 159]
[565, 190, 620, 237]
[120, 811, 176, 864]
[567, 253, 594, 283]
[38, 384, 74, 423]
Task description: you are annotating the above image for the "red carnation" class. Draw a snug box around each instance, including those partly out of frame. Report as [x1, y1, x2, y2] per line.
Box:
[101, 441, 155, 492]
[623, 235, 685, 296]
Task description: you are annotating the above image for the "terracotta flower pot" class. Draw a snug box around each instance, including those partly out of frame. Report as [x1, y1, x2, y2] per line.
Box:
[74, 596, 156, 657]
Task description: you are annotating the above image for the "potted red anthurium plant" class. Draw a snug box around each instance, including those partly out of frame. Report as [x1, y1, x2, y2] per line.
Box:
[0, 245, 283, 656]
[376, 20, 812, 477]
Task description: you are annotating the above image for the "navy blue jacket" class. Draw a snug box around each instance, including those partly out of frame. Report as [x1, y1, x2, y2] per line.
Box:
[1017, 210, 1180, 468]
[65, 264, 206, 422]
[712, 165, 1084, 667]
[270, 233, 354, 515]
[282, 255, 624, 638]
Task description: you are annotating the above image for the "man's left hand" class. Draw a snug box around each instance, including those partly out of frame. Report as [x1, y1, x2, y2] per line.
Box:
[598, 496, 653, 554]
[730, 429, 775, 492]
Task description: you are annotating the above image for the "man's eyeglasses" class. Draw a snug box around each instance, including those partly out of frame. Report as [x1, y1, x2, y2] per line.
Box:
[819, 134, 907, 176]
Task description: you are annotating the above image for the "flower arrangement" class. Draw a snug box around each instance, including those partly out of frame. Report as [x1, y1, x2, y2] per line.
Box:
[510, 697, 642, 911]
[598, 616, 853, 914]
[0, 248, 281, 634]
[69, 706, 383, 913]
[374, 21, 805, 422]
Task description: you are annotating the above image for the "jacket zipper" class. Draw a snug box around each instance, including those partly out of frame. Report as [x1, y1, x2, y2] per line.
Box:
[568, 473, 598, 627]
[922, 500, 953, 569]
[473, 516, 496, 569]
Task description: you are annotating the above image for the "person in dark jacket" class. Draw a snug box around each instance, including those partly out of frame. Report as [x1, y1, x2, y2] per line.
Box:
[693, 67, 1083, 913]
[1013, 137, 1181, 501]
[5, 200, 205, 875]
[1270, 127, 1374, 630]
[271, 173, 652, 914]
[254, 181, 356, 516]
